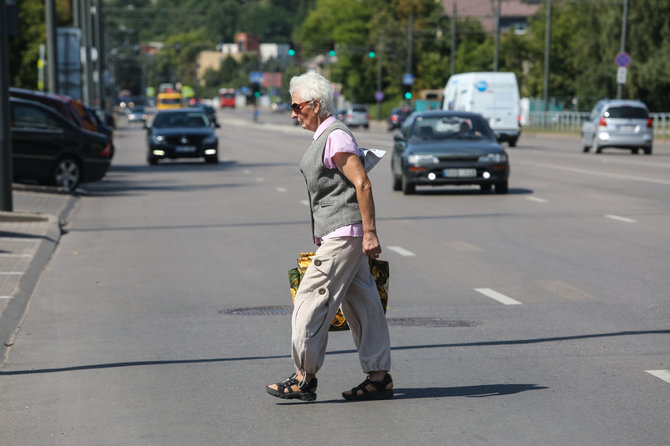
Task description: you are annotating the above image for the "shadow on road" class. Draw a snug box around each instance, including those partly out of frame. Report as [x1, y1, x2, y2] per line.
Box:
[2, 329, 667, 376]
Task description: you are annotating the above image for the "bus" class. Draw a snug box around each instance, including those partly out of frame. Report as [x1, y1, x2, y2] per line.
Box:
[219, 88, 236, 108]
[157, 92, 182, 110]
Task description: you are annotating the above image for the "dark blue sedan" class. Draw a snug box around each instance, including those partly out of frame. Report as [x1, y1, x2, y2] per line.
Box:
[391, 111, 509, 194]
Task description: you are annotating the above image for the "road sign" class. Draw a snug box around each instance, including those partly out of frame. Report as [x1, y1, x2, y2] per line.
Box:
[375, 91, 384, 102]
[616, 52, 631, 68]
[249, 71, 264, 83]
[617, 67, 627, 84]
[402, 73, 414, 85]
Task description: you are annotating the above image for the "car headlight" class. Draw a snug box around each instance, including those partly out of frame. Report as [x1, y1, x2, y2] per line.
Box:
[478, 153, 507, 163]
[407, 153, 439, 164]
[151, 134, 165, 144]
[202, 134, 218, 144]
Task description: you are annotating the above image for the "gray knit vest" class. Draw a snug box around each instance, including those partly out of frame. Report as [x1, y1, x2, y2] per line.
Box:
[299, 120, 363, 239]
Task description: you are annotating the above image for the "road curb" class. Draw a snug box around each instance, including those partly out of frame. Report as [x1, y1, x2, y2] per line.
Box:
[0, 194, 78, 362]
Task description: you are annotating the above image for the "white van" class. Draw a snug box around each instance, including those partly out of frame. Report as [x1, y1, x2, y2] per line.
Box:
[443, 72, 521, 147]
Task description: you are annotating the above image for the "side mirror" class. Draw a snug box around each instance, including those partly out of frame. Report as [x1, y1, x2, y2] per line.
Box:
[393, 132, 405, 142]
[215, 122, 221, 128]
[144, 121, 152, 130]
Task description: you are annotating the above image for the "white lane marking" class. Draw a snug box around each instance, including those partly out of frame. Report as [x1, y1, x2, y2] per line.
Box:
[475, 288, 522, 305]
[0, 272, 24, 275]
[300, 200, 309, 207]
[0, 238, 39, 243]
[605, 214, 637, 223]
[387, 246, 416, 257]
[645, 370, 670, 384]
[243, 169, 251, 174]
[275, 187, 287, 193]
[520, 161, 670, 186]
[255, 177, 264, 182]
[0, 254, 31, 257]
[0, 296, 12, 300]
[526, 196, 548, 203]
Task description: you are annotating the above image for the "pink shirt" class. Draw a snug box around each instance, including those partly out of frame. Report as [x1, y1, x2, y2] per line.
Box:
[312, 116, 364, 243]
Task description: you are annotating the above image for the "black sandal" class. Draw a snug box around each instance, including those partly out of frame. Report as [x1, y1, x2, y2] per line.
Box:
[266, 373, 318, 401]
[342, 373, 393, 401]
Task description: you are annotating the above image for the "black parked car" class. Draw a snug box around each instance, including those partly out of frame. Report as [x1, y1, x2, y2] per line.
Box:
[146, 108, 219, 164]
[10, 97, 112, 191]
[391, 110, 509, 194]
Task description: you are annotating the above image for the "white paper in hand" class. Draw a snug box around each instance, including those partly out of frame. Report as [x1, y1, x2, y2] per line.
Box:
[361, 147, 386, 172]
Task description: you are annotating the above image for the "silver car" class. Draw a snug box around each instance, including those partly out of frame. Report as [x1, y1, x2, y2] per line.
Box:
[581, 99, 653, 154]
[344, 104, 370, 128]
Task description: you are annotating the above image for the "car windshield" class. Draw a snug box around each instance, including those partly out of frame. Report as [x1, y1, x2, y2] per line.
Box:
[409, 115, 495, 141]
[604, 106, 648, 119]
[153, 112, 210, 128]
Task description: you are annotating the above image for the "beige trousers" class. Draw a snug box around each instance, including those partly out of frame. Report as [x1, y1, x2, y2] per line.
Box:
[291, 237, 391, 375]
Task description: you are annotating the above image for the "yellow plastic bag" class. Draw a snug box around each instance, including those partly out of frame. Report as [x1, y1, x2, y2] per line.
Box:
[288, 252, 389, 331]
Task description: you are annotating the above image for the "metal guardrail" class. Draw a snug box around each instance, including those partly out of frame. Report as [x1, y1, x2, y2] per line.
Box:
[524, 111, 670, 137]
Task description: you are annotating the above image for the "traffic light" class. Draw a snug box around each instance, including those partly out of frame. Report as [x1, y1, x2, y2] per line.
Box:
[252, 82, 261, 98]
[329, 43, 336, 57]
[403, 84, 412, 100]
[288, 42, 295, 57]
[368, 46, 376, 58]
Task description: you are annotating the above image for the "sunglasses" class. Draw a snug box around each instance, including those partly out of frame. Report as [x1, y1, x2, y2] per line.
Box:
[291, 100, 314, 113]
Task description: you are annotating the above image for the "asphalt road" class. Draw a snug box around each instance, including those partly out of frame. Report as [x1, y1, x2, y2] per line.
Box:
[1, 108, 668, 445]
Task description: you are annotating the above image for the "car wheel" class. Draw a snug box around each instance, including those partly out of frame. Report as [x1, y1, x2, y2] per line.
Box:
[401, 175, 415, 195]
[205, 156, 218, 164]
[147, 156, 158, 165]
[364, 124, 369, 129]
[632, 148, 639, 154]
[495, 181, 508, 194]
[392, 174, 402, 191]
[508, 138, 517, 148]
[480, 183, 492, 193]
[644, 146, 652, 155]
[51, 156, 81, 191]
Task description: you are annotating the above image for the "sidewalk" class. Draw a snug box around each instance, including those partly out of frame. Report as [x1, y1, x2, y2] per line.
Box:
[0, 185, 77, 357]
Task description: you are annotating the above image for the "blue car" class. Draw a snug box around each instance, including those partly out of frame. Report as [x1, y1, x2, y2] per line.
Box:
[391, 111, 509, 194]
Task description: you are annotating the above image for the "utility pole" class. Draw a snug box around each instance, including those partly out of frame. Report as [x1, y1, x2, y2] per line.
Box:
[406, 12, 413, 77]
[543, 0, 552, 114]
[494, 0, 501, 71]
[94, 0, 105, 108]
[1, 0, 13, 211]
[45, 0, 58, 92]
[81, 0, 95, 106]
[450, 3, 456, 76]
[617, 0, 629, 99]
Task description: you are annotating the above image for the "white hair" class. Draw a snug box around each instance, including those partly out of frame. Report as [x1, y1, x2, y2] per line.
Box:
[289, 71, 335, 118]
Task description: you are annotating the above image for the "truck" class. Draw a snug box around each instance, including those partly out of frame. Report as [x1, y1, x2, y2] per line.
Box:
[443, 72, 521, 147]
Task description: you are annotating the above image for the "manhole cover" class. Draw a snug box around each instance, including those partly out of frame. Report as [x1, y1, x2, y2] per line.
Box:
[219, 305, 293, 316]
[386, 318, 480, 328]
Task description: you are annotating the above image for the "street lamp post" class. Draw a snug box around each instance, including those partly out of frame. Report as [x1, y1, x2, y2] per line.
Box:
[1, 0, 13, 211]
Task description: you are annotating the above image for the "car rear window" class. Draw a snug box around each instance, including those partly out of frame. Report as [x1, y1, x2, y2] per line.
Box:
[605, 106, 648, 119]
[352, 106, 368, 113]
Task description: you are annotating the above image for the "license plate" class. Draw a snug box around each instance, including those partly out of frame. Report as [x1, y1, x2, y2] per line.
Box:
[175, 145, 196, 153]
[618, 125, 635, 131]
[444, 168, 476, 178]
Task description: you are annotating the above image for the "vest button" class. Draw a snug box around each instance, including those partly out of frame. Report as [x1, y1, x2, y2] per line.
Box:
[314, 259, 322, 266]
[318, 288, 326, 295]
